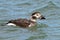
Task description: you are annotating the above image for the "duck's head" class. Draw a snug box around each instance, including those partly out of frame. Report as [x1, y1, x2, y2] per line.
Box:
[31, 12, 46, 20]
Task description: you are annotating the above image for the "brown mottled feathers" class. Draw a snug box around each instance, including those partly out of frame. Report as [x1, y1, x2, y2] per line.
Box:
[8, 19, 35, 27]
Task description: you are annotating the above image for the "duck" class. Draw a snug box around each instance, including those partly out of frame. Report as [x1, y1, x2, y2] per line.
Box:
[6, 12, 45, 27]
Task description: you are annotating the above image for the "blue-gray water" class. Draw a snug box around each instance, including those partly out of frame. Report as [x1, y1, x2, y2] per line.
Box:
[0, 0, 60, 40]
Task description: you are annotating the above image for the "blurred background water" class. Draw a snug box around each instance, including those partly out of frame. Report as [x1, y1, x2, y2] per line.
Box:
[0, 0, 60, 40]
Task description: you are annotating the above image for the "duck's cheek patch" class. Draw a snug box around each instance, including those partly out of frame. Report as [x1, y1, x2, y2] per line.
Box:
[33, 15, 40, 18]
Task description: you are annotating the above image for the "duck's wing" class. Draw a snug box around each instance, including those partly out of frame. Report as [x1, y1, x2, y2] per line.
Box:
[8, 19, 30, 27]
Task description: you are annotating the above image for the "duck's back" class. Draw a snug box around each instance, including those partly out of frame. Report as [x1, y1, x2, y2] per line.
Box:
[8, 19, 31, 27]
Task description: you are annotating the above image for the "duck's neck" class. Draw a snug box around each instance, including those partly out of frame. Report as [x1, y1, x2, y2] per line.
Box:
[30, 17, 37, 22]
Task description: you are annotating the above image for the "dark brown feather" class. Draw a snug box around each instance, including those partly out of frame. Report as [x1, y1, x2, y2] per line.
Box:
[8, 19, 35, 27]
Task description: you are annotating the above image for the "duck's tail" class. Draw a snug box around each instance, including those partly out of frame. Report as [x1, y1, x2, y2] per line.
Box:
[0, 23, 8, 26]
[1, 21, 16, 26]
[6, 23, 16, 26]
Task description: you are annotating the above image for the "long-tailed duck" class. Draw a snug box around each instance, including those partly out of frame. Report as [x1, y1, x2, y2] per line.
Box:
[7, 12, 45, 27]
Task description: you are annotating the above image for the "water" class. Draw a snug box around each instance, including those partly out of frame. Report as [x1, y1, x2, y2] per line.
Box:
[0, 0, 60, 40]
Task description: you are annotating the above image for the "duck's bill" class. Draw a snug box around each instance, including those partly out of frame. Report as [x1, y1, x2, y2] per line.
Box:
[40, 16, 46, 20]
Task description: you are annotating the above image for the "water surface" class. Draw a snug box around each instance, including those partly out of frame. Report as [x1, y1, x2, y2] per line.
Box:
[0, 0, 60, 40]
